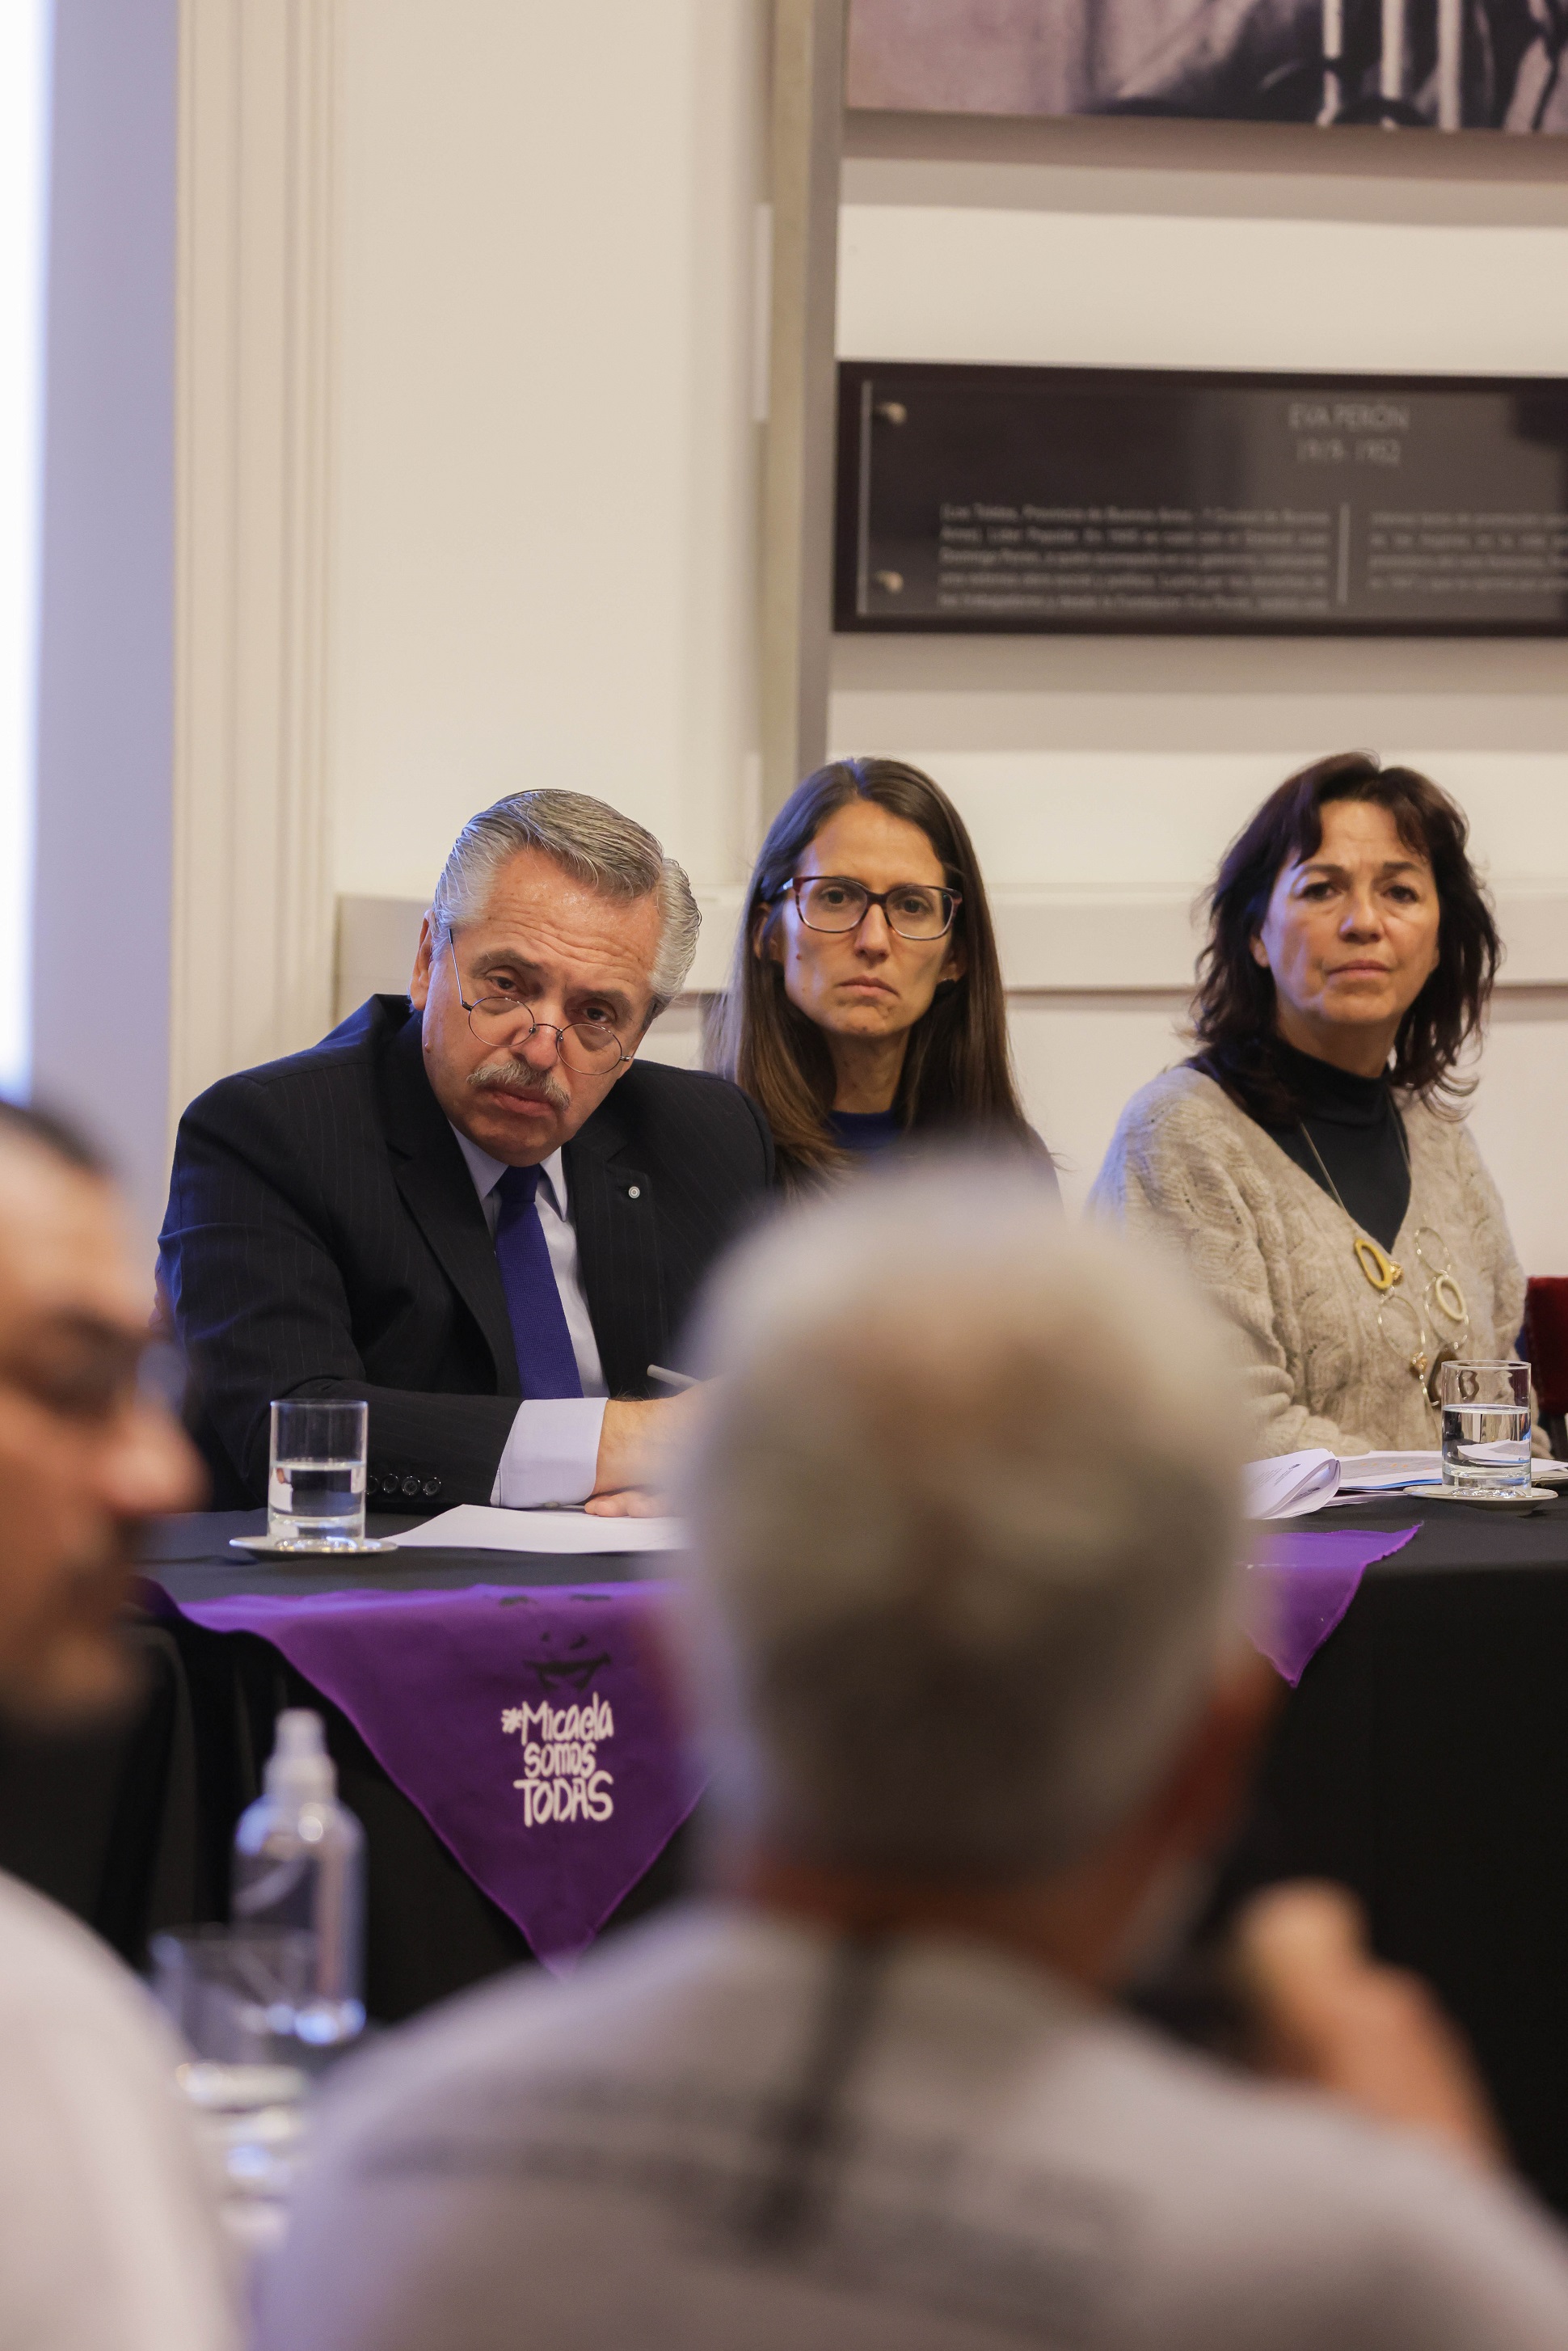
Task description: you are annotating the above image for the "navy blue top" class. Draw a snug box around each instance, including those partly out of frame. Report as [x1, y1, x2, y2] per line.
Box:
[828, 1108, 904, 1154]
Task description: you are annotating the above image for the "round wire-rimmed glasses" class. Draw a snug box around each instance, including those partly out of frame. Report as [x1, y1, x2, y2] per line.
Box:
[447, 937, 628, 1075]
[775, 875, 961, 941]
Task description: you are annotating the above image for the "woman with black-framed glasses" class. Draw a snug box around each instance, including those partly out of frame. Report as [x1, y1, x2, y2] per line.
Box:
[706, 758, 1054, 1193]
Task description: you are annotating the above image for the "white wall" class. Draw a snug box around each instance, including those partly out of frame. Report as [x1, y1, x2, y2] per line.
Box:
[327, 0, 769, 912]
[34, 0, 177, 1252]
[832, 129, 1568, 1270]
[0, 0, 49, 1097]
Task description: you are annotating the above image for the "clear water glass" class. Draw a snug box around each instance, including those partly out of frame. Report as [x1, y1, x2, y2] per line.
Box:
[1439, 1359, 1531, 1496]
[268, 1397, 368, 1546]
[150, 1925, 315, 2249]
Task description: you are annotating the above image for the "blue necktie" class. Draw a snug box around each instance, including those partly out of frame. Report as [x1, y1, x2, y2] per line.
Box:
[492, 1164, 584, 1399]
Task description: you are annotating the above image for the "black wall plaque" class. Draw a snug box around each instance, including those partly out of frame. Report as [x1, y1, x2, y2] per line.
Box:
[835, 364, 1568, 637]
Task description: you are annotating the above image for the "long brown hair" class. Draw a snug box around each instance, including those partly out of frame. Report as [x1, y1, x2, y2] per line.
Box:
[1191, 751, 1500, 1125]
[706, 758, 1033, 1188]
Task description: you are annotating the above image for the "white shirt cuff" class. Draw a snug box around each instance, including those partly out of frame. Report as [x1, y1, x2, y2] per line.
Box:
[491, 1397, 609, 1509]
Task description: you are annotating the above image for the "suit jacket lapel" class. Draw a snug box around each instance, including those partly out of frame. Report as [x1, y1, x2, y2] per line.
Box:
[566, 1093, 665, 1398]
[378, 1007, 520, 1393]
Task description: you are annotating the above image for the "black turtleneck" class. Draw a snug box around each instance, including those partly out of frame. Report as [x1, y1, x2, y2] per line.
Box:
[1258, 1038, 1410, 1253]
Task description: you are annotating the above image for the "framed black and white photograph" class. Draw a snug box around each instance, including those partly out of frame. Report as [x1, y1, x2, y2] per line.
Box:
[846, 1, 1568, 134]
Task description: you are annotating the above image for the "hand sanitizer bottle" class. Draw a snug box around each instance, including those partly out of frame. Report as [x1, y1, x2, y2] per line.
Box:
[233, 1709, 365, 2046]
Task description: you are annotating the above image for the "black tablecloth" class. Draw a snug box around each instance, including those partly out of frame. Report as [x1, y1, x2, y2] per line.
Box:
[5, 1499, 1568, 2212]
[1222, 1494, 1568, 2215]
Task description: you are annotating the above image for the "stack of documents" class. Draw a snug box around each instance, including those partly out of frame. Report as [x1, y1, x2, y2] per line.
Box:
[1243, 1450, 1448, 1521]
[1241, 1450, 1341, 1520]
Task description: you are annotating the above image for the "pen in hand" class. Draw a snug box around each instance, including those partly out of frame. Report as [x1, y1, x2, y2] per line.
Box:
[646, 1363, 698, 1392]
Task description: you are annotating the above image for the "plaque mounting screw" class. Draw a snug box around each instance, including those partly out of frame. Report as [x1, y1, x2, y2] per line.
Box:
[873, 570, 904, 593]
[874, 401, 907, 425]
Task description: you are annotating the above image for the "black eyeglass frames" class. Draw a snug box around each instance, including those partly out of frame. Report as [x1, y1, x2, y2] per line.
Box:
[774, 876, 961, 941]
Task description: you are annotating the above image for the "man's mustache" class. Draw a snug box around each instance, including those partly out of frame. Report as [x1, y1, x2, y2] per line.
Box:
[467, 1057, 571, 1114]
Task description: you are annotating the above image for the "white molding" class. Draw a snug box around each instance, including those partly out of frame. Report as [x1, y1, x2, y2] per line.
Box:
[171, 0, 338, 1129]
[339, 886, 1568, 1010]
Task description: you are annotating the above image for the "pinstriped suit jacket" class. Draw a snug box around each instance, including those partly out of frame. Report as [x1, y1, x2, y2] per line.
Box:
[157, 996, 775, 1510]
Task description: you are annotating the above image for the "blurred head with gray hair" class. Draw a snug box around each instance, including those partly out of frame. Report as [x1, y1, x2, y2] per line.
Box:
[679, 1161, 1247, 1889]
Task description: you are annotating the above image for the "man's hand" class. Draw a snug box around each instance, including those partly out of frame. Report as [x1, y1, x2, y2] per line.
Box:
[583, 1488, 664, 1518]
[1235, 1881, 1506, 2169]
[584, 1391, 700, 1517]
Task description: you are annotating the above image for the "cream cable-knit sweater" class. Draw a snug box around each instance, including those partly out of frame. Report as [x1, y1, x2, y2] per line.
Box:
[1090, 1066, 1528, 1458]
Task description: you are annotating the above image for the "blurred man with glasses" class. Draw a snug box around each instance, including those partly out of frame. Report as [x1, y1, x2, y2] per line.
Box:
[158, 791, 773, 1518]
[0, 1100, 234, 2350]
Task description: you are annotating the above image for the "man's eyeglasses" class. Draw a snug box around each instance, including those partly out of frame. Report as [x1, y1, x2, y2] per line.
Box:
[447, 937, 629, 1075]
[774, 876, 961, 941]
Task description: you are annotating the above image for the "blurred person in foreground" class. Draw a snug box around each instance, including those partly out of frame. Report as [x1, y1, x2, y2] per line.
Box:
[0, 1102, 233, 2351]
[257, 1169, 1568, 2351]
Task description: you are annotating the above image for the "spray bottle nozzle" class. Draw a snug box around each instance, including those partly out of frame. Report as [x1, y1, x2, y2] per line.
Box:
[263, 1708, 336, 1803]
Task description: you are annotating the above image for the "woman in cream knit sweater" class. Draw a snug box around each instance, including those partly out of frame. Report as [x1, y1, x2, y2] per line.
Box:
[1091, 754, 1524, 1459]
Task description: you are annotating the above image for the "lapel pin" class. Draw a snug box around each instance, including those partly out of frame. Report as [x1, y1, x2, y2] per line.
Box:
[626, 1184, 641, 1200]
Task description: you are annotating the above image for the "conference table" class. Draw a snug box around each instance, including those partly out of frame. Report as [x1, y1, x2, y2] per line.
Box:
[3, 1498, 1568, 2218]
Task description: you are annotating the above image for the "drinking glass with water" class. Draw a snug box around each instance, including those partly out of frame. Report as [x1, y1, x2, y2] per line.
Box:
[1439, 1360, 1532, 1497]
[150, 1923, 315, 2248]
[268, 1398, 369, 1547]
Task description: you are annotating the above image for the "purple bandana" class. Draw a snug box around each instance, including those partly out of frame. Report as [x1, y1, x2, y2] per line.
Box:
[1243, 1526, 1418, 1684]
[173, 1581, 706, 1973]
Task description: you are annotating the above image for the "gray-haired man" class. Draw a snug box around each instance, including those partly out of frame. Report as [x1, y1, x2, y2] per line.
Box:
[256, 1170, 1568, 2351]
[158, 790, 773, 1516]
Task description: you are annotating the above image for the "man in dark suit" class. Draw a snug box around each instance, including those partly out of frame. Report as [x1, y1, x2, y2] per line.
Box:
[158, 791, 773, 1514]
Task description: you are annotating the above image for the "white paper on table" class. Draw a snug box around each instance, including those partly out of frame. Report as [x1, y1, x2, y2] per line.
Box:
[1242, 1448, 1341, 1520]
[392, 1505, 688, 1555]
[1334, 1450, 1444, 1492]
[1314, 1487, 1435, 1509]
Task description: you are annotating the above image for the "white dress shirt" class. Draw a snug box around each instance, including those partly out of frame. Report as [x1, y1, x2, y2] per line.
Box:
[450, 1129, 609, 1508]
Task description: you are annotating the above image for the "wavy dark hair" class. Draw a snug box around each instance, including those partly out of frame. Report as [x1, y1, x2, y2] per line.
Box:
[1191, 752, 1500, 1125]
[706, 758, 1033, 1188]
